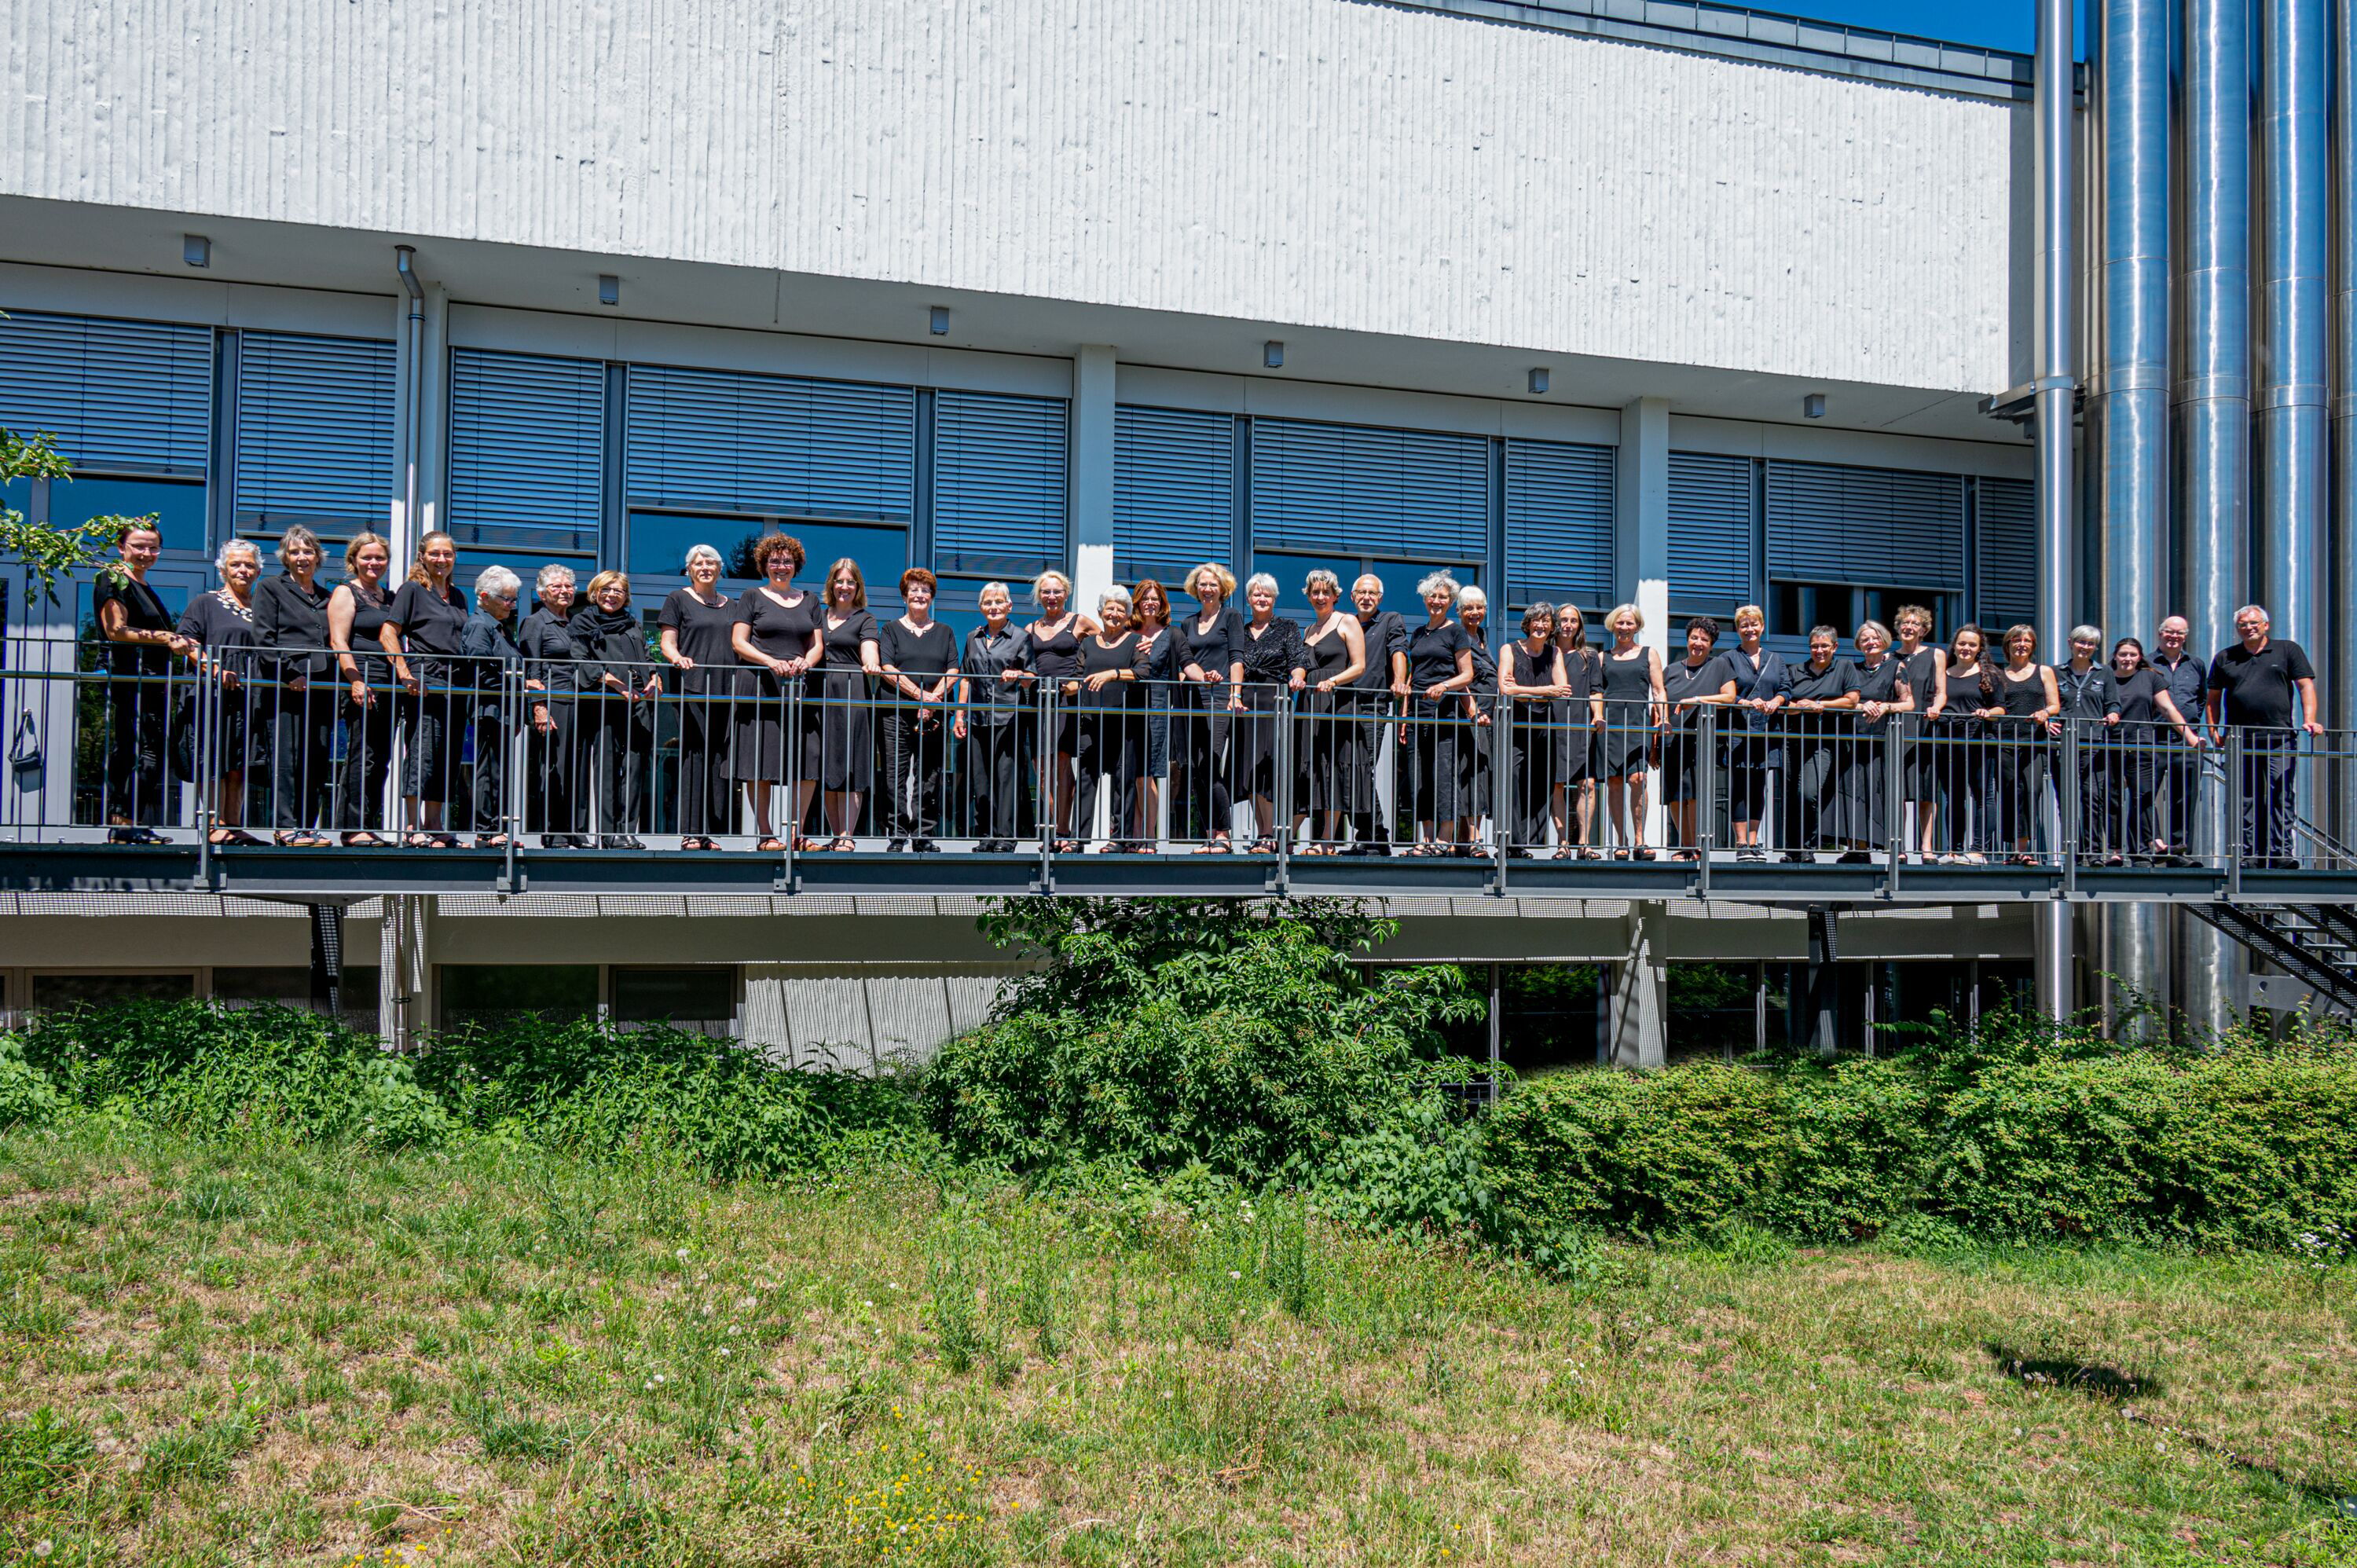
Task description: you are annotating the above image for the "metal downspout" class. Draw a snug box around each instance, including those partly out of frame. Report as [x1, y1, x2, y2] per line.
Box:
[2176, 0, 2253, 1037]
[2035, 0, 2080, 1021]
[395, 246, 424, 560]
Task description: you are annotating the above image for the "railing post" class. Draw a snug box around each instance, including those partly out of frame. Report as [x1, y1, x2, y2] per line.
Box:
[1884, 711, 1904, 896]
[193, 660, 214, 883]
[1695, 705, 1714, 901]
[2059, 715, 2077, 899]
[779, 686, 801, 895]
[1274, 687, 1293, 897]
[2225, 726, 2245, 899]
[1491, 690, 1511, 896]
[1036, 685, 1056, 894]
[502, 659, 522, 892]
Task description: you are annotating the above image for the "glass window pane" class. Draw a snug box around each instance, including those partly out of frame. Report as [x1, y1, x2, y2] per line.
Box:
[439, 964, 599, 1027]
[31, 972, 196, 1009]
[460, 551, 599, 609]
[798, 521, 911, 603]
[629, 512, 767, 582]
[1366, 559, 1478, 617]
[2, 476, 29, 522]
[1249, 550, 1358, 617]
[611, 967, 736, 1026]
[53, 476, 208, 557]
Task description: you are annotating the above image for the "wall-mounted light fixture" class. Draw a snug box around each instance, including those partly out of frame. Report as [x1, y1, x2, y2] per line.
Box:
[598, 275, 621, 307]
[929, 306, 951, 335]
[1264, 340, 1285, 369]
[182, 235, 211, 269]
[1803, 392, 1827, 419]
[1527, 368, 1550, 395]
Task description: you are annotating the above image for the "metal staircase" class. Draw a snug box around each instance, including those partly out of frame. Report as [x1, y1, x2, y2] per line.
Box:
[2187, 902, 2357, 1016]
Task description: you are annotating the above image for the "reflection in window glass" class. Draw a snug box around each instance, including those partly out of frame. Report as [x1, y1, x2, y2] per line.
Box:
[53, 476, 208, 557]
[31, 972, 196, 1009]
[1250, 550, 1359, 617]
[1366, 559, 1479, 617]
[611, 967, 736, 1028]
[466, 552, 599, 609]
[629, 513, 909, 600]
[439, 964, 599, 1028]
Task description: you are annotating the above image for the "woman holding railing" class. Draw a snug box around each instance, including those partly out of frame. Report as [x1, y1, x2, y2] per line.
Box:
[1236, 573, 1305, 854]
[878, 566, 957, 853]
[1292, 569, 1366, 854]
[2052, 625, 2120, 863]
[1400, 573, 1477, 855]
[1022, 570, 1096, 852]
[1718, 606, 1786, 864]
[658, 544, 738, 851]
[379, 532, 469, 848]
[254, 526, 335, 847]
[729, 533, 822, 854]
[1778, 625, 1860, 863]
[1892, 605, 1947, 862]
[92, 520, 199, 842]
[811, 559, 882, 850]
[1596, 604, 1666, 859]
[1454, 586, 1497, 852]
[174, 537, 266, 847]
[1551, 606, 1605, 859]
[1498, 603, 1566, 858]
[326, 533, 396, 847]
[1069, 586, 1142, 852]
[1843, 619, 1911, 863]
[2105, 636, 2205, 863]
[1983, 625, 2060, 866]
[1927, 624, 1996, 864]
[577, 570, 658, 850]
[954, 582, 1032, 852]
[458, 564, 523, 848]
[1126, 578, 1179, 848]
[519, 565, 590, 848]
[1175, 563, 1245, 852]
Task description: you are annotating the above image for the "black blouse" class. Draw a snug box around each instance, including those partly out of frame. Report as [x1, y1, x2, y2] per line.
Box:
[94, 575, 175, 676]
[387, 579, 469, 656]
[518, 608, 588, 695]
[2055, 662, 2120, 723]
[1783, 658, 1860, 711]
[962, 623, 1031, 722]
[880, 618, 957, 680]
[1180, 606, 1245, 682]
[1662, 653, 1730, 729]
[1239, 617, 1303, 685]
[735, 588, 823, 673]
[254, 573, 334, 680]
[659, 588, 738, 670]
[2114, 667, 2176, 731]
[818, 608, 880, 672]
[176, 589, 261, 673]
[1354, 609, 1406, 691]
[1406, 620, 1471, 691]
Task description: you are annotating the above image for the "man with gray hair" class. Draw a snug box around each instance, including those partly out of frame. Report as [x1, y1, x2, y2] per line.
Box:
[1345, 573, 1409, 854]
[2205, 604, 2322, 867]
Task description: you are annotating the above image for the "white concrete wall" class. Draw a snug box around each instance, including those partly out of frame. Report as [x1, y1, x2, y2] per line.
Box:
[2, 0, 2022, 393]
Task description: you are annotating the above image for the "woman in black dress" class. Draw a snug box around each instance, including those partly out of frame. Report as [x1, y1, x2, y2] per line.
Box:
[1399, 573, 1476, 854]
[1596, 604, 1666, 859]
[577, 570, 660, 849]
[92, 521, 198, 841]
[1843, 620, 1912, 863]
[1125, 579, 1180, 848]
[1892, 605, 1947, 861]
[1454, 587, 1498, 852]
[1719, 606, 1787, 863]
[1929, 625, 1996, 863]
[378, 531, 469, 848]
[1983, 625, 2060, 865]
[175, 538, 266, 846]
[1175, 563, 1244, 851]
[1069, 588, 1142, 852]
[658, 544, 738, 850]
[1779, 626, 1860, 863]
[519, 565, 590, 848]
[326, 533, 396, 846]
[1236, 573, 1305, 853]
[953, 582, 1032, 852]
[1659, 617, 1735, 862]
[809, 559, 883, 849]
[728, 533, 823, 852]
[1550, 607, 1605, 858]
[2106, 637, 2205, 861]
[458, 563, 524, 847]
[1023, 570, 1098, 852]
[1292, 570, 1366, 853]
[254, 526, 336, 846]
[878, 567, 959, 852]
[1498, 603, 1566, 857]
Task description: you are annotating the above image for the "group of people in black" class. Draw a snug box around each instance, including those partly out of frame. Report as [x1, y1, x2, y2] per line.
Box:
[83, 517, 2326, 864]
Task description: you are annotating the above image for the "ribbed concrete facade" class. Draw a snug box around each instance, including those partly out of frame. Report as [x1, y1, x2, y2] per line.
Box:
[3, 0, 2022, 392]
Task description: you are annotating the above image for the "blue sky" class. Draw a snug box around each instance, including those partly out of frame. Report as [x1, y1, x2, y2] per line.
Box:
[1781, 0, 2040, 53]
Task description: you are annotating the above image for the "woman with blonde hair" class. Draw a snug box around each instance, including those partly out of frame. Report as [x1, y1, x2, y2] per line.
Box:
[810, 558, 884, 849]
[1292, 568, 1366, 852]
[1550, 605, 1605, 857]
[658, 544, 738, 849]
[1021, 569, 1098, 850]
[1175, 562, 1244, 850]
[1126, 578, 1180, 847]
[1717, 605, 1787, 863]
[577, 570, 662, 848]
[1596, 603, 1666, 858]
[254, 524, 336, 845]
[326, 533, 397, 845]
[1399, 572, 1477, 852]
[379, 531, 467, 846]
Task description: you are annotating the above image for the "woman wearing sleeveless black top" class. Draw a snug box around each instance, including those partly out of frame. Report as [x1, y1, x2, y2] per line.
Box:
[91, 522, 199, 840]
[1399, 574, 1476, 852]
[1069, 590, 1142, 851]
[1842, 621, 1912, 862]
[379, 532, 471, 847]
[658, 544, 739, 848]
[877, 567, 959, 852]
[1175, 565, 1245, 850]
[1292, 570, 1366, 852]
[328, 534, 398, 844]
[1891, 606, 1947, 860]
[1985, 626, 2061, 864]
[177, 540, 269, 847]
[728, 533, 823, 852]
[808, 561, 883, 850]
[254, 526, 337, 845]
[1024, 570, 1098, 851]
[1551, 609, 1606, 857]
[1124, 581, 1180, 848]
[1233, 574, 1305, 852]
[1596, 606, 1666, 858]
[1500, 605, 1567, 855]
[1453, 589, 1499, 852]
[1930, 625, 1996, 862]
[1717, 608, 1787, 863]
[1659, 617, 1735, 860]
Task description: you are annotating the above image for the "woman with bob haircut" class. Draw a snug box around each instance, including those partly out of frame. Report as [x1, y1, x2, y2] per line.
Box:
[729, 532, 823, 852]
[326, 532, 397, 845]
[379, 531, 468, 847]
[577, 569, 662, 849]
[658, 544, 739, 849]
[1175, 562, 1244, 851]
[1398, 571, 1477, 853]
[253, 524, 337, 845]
[808, 557, 884, 848]
[1021, 569, 1098, 851]
[1292, 568, 1366, 852]
[878, 566, 959, 851]
[175, 537, 267, 846]
[1596, 603, 1666, 859]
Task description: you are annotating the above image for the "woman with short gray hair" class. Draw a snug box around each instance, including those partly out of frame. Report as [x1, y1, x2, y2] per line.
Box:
[253, 523, 336, 844]
[518, 562, 592, 847]
[176, 537, 268, 845]
[457, 564, 526, 845]
[658, 545, 738, 849]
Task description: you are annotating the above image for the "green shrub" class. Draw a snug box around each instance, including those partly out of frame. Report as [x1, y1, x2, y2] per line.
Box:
[412, 1014, 926, 1181]
[0, 1035, 60, 1131]
[926, 899, 1485, 1183]
[1754, 1060, 1934, 1243]
[20, 1001, 450, 1149]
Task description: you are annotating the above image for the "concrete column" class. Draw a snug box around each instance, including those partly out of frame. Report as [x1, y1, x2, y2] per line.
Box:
[1615, 398, 1670, 844]
[420, 283, 450, 542]
[1607, 900, 1668, 1068]
[1070, 346, 1117, 613]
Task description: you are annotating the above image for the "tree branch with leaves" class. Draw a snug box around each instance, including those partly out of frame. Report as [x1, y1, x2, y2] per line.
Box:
[1, 427, 159, 595]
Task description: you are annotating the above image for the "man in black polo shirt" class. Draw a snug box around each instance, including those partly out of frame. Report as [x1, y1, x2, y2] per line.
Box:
[2150, 616, 2207, 861]
[1346, 574, 1409, 855]
[2205, 604, 2322, 868]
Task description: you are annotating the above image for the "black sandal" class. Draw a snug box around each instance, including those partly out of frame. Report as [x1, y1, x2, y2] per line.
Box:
[343, 831, 387, 848]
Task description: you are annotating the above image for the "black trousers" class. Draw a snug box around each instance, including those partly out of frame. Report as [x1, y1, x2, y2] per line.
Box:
[527, 700, 585, 837]
[882, 710, 948, 838]
[100, 676, 172, 826]
[1345, 689, 1394, 847]
[588, 698, 648, 837]
[272, 682, 336, 831]
[1171, 686, 1234, 840]
[1783, 737, 1841, 852]
[402, 688, 471, 806]
[2160, 744, 2199, 852]
[2239, 733, 2299, 863]
[1402, 700, 1463, 825]
[1072, 706, 1132, 841]
[337, 691, 394, 831]
[1505, 704, 1556, 847]
[966, 714, 1030, 841]
[676, 694, 736, 837]
[467, 705, 506, 835]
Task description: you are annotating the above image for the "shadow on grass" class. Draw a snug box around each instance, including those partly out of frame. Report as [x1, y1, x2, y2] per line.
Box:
[1985, 1344, 2156, 1401]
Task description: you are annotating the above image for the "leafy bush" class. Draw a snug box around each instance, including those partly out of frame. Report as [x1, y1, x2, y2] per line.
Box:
[925, 899, 1486, 1183]
[20, 1001, 450, 1149]
[412, 1014, 926, 1181]
[0, 1035, 60, 1131]
[1752, 1060, 1934, 1243]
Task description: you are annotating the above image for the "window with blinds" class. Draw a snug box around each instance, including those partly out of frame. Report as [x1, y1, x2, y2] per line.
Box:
[447, 350, 605, 556]
[0, 310, 212, 475]
[1113, 406, 1234, 583]
[1248, 419, 1489, 562]
[233, 332, 398, 536]
[623, 364, 916, 522]
[1974, 477, 2037, 630]
[1764, 460, 1967, 591]
[1503, 438, 1615, 607]
[1667, 452, 1757, 609]
[933, 391, 1070, 577]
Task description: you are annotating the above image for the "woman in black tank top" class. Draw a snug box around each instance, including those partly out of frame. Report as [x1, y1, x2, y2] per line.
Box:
[1987, 626, 2059, 864]
[1292, 571, 1367, 852]
[1023, 570, 1098, 850]
[1499, 604, 1567, 855]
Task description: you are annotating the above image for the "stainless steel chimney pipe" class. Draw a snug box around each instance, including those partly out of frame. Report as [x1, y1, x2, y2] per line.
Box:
[2332, 0, 2357, 757]
[2176, 0, 2252, 1036]
[2034, 0, 2077, 1022]
[2259, 0, 2330, 669]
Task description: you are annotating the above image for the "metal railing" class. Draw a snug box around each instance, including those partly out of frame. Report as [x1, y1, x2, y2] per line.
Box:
[6, 636, 2355, 898]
